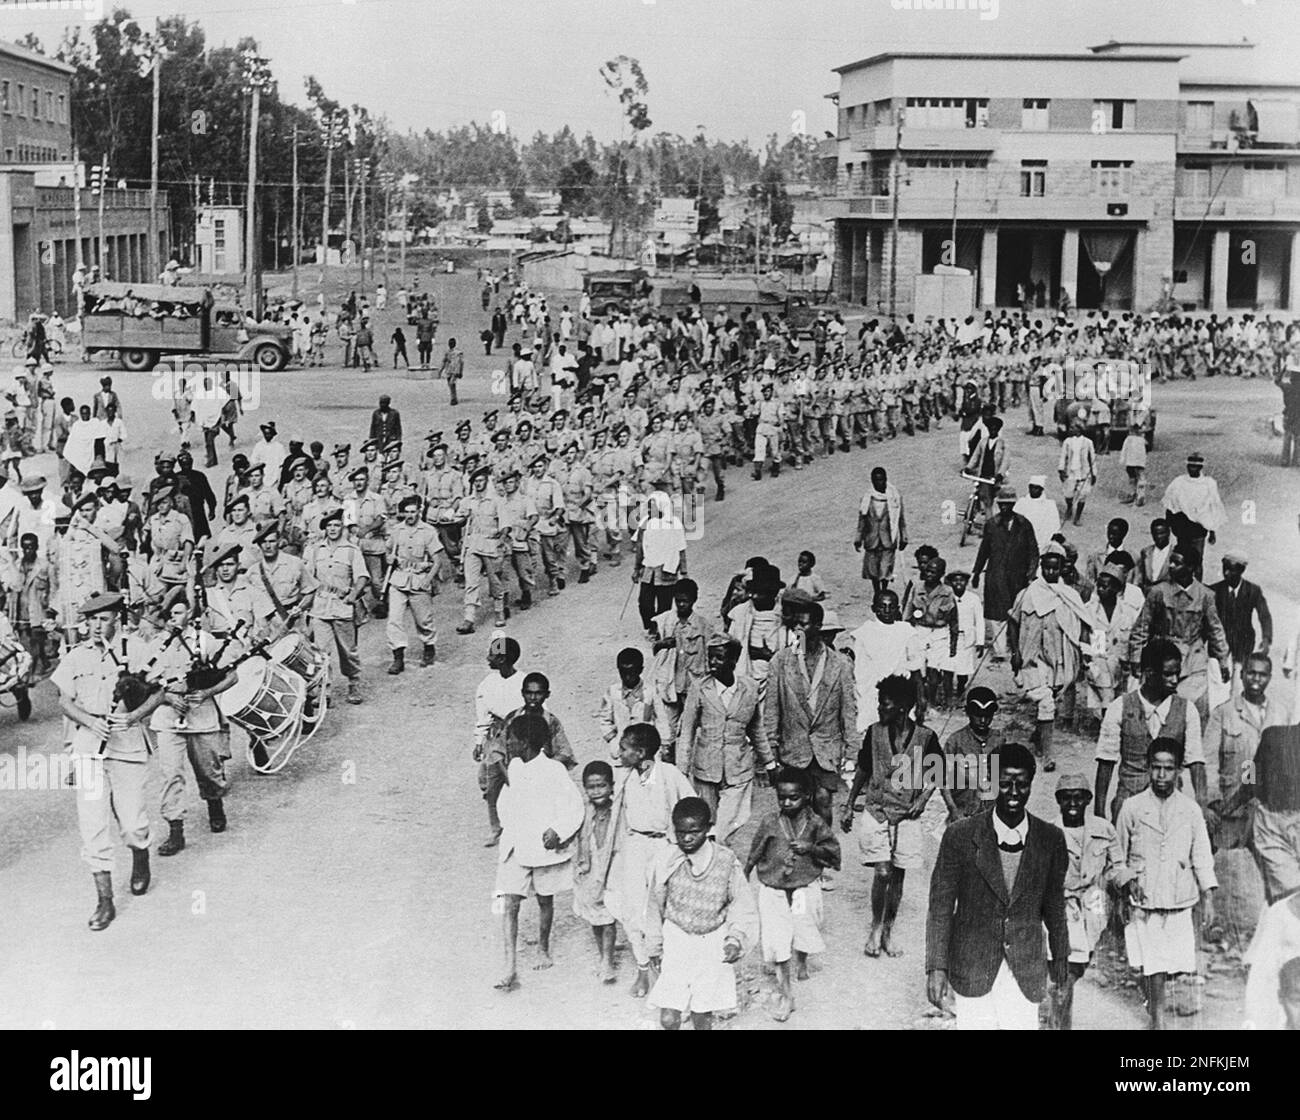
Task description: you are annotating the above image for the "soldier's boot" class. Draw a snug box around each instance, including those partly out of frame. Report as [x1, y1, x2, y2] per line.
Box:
[771, 463, 780, 478]
[208, 798, 227, 833]
[130, 847, 151, 895]
[88, 872, 115, 932]
[752, 463, 762, 481]
[456, 619, 476, 634]
[251, 740, 270, 769]
[422, 644, 437, 667]
[716, 481, 725, 501]
[158, 820, 185, 858]
[1072, 501, 1085, 526]
[346, 679, 363, 705]
[14, 686, 31, 721]
[387, 648, 405, 675]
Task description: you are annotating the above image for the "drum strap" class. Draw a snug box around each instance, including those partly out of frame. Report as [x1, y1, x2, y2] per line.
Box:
[256, 562, 291, 623]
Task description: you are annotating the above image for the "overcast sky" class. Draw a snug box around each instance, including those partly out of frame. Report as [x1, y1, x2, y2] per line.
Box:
[5, 0, 1298, 143]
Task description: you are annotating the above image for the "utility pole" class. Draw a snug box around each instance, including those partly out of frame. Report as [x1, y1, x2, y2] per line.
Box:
[399, 182, 408, 286]
[291, 123, 300, 300]
[321, 108, 344, 275]
[127, 23, 168, 281]
[93, 156, 108, 276]
[356, 156, 367, 297]
[241, 50, 274, 317]
[888, 106, 904, 321]
[951, 176, 959, 266]
[72, 143, 82, 270]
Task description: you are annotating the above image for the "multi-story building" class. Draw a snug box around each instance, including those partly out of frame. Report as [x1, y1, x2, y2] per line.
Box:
[823, 41, 1300, 316]
[1, 38, 168, 322]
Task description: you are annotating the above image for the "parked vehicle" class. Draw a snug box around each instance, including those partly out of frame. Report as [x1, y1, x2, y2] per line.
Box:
[80, 282, 292, 372]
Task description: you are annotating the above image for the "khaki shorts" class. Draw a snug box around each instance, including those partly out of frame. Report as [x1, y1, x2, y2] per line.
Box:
[857, 812, 924, 870]
[492, 851, 572, 899]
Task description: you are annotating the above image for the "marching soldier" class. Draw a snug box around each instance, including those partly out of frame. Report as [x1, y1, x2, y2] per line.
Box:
[357, 439, 383, 493]
[553, 439, 597, 582]
[524, 450, 567, 595]
[449, 419, 477, 472]
[303, 508, 368, 705]
[148, 588, 240, 858]
[204, 541, 256, 642]
[330, 443, 353, 500]
[248, 522, 318, 644]
[215, 492, 260, 572]
[455, 465, 507, 635]
[381, 456, 418, 512]
[495, 469, 538, 613]
[345, 465, 388, 620]
[385, 494, 443, 672]
[243, 462, 285, 534]
[301, 474, 342, 549]
[51, 591, 166, 931]
[145, 483, 194, 590]
[421, 441, 466, 568]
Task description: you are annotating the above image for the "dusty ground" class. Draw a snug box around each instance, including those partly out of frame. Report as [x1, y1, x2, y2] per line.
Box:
[0, 268, 1292, 1029]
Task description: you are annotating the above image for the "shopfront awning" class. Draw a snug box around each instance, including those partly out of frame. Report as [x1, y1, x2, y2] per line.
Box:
[1250, 100, 1300, 146]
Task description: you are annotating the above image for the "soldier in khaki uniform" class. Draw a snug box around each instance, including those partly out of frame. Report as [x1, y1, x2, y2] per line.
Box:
[248, 522, 318, 643]
[329, 443, 352, 500]
[524, 450, 567, 595]
[345, 465, 388, 620]
[421, 440, 466, 569]
[385, 494, 443, 672]
[215, 492, 259, 572]
[553, 439, 597, 582]
[145, 483, 194, 590]
[243, 462, 285, 534]
[304, 508, 368, 704]
[495, 468, 538, 613]
[51, 591, 166, 931]
[204, 541, 256, 641]
[455, 466, 507, 634]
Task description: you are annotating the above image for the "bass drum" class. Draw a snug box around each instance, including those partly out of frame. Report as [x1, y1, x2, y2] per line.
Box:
[217, 656, 305, 740]
[267, 633, 327, 688]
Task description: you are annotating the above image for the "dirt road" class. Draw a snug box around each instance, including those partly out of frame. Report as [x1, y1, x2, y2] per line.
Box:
[0, 273, 1289, 1028]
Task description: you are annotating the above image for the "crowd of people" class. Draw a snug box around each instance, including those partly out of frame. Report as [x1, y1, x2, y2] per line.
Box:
[2, 271, 1299, 1031]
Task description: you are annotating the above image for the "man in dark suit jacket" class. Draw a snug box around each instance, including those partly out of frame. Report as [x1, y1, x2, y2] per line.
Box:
[927, 742, 1069, 1029]
[1210, 551, 1272, 677]
[368, 395, 403, 447]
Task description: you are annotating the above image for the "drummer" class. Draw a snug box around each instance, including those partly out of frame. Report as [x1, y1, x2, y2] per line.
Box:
[303, 507, 368, 706]
[385, 494, 443, 674]
[204, 541, 256, 644]
[50, 591, 166, 932]
[248, 522, 318, 644]
[148, 586, 240, 858]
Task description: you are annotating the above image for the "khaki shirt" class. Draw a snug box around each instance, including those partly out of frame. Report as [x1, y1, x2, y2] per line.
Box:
[205, 578, 256, 636]
[421, 467, 465, 522]
[50, 636, 156, 760]
[461, 493, 505, 557]
[387, 523, 443, 592]
[216, 521, 259, 572]
[148, 510, 193, 583]
[346, 492, 388, 555]
[249, 552, 318, 623]
[304, 539, 368, 620]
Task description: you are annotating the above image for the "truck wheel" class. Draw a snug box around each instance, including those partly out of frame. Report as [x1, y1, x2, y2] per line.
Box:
[121, 349, 156, 372]
[254, 344, 286, 372]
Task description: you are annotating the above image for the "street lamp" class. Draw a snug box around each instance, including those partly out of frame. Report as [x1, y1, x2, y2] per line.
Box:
[241, 50, 274, 316]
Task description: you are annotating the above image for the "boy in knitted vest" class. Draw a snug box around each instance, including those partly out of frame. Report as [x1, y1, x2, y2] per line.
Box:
[644, 797, 758, 1030]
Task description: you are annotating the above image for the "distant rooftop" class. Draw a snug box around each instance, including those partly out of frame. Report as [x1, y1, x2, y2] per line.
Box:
[1088, 39, 1254, 52]
[0, 38, 76, 75]
[833, 50, 1184, 75]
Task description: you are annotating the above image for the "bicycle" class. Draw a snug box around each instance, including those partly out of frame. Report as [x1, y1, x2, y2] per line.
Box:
[9, 332, 64, 360]
[958, 471, 998, 547]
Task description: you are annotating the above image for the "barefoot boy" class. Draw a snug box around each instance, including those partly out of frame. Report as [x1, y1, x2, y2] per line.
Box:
[645, 797, 758, 1030]
[573, 760, 620, 984]
[492, 712, 584, 992]
[745, 767, 841, 1021]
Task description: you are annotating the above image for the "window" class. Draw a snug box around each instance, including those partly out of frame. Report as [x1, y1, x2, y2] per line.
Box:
[1020, 159, 1047, 197]
[16, 84, 25, 116]
[1243, 162, 1286, 198]
[45, 91, 54, 119]
[1, 81, 9, 114]
[1022, 99, 1049, 131]
[57, 94, 66, 123]
[1184, 101, 1214, 133]
[214, 219, 227, 272]
[31, 87, 40, 118]
[1182, 162, 1211, 198]
[1094, 99, 1135, 131]
[1092, 159, 1134, 195]
[905, 97, 989, 130]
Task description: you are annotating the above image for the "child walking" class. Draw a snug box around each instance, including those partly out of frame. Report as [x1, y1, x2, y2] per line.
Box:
[645, 797, 758, 1030]
[1118, 420, 1147, 506]
[789, 550, 828, 601]
[492, 713, 585, 993]
[745, 768, 841, 1022]
[573, 760, 620, 984]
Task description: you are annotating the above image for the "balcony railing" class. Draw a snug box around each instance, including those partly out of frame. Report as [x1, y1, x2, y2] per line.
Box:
[850, 124, 999, 152]
[1173, 195, 1300, 220]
